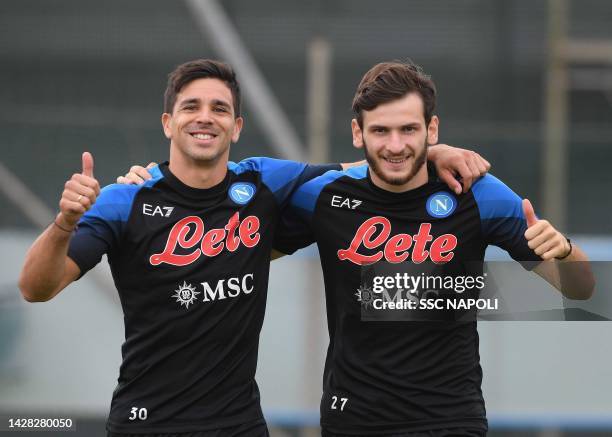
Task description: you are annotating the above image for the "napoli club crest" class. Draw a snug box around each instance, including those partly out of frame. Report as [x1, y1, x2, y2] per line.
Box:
[426, 192, 457, 218]
[229, 183, 256, 205]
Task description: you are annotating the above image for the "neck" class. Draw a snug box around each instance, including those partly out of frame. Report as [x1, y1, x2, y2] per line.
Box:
[168, 148, 228, 189]
[370, 163, 428, 193]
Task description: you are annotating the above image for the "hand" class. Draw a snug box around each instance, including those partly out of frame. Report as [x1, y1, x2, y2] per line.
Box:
[116, 162, 157, 185]
[523, 199, 570, 260]
[428, 144, 491, 194]
[57, 152, 101, 230]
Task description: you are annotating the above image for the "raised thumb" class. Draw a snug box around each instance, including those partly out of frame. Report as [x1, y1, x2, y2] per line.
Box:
[522, 198, 538, 227]
[82, 152, 94, 178]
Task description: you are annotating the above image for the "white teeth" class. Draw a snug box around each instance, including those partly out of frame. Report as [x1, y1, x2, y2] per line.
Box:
[192, 133, 214, 140]
[386, 158, 405, 164]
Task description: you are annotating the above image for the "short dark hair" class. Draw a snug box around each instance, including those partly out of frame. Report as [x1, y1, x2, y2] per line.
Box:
[352, 61, 436, 127]
[163, 59, 241, 117]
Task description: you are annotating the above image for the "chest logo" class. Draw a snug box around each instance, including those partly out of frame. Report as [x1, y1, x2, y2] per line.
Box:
[229, 182, 256, 205]
[331, 195, 362, 210]
[172, 281, 200, 309]
[426, 192, 457, 218]
[150, 212, 261, 267]
[143, 203, 174, 217]
[355, 284, 375, 309]
[171, 275, 254, 309]
[338, 219, 457, 265]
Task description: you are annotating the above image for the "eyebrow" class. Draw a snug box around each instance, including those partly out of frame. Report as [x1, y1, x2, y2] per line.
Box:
[178, 98, 200, 107]
[211, 99, 232, 110]
[177, 98, 232, 109]
[368, 122, 421, 130]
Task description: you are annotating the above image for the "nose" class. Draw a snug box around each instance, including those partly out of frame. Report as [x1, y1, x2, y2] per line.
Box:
[194, 107, 214, 125]
[386, 131, 404, 154]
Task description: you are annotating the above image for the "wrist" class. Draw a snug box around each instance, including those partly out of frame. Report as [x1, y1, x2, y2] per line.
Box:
[427, 144, 440, 160]
[555, 237, 572, 260]
[54, 213, 77, 233]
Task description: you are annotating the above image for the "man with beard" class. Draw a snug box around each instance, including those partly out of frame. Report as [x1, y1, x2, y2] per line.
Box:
[273, 61, 594, 436]
[18, 59, 490, 437]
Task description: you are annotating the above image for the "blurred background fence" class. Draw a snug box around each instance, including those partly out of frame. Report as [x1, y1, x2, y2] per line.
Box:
[0, 1, 611, 436]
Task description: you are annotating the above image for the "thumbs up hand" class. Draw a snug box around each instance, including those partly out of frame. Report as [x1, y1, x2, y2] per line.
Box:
[56, 152, 101, 231]
[523, 199, 571, 260]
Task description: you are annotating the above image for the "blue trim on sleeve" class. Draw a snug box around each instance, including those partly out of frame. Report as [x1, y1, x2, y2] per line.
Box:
[69, 168, 164, 276]
[471, 174, 524, 221]
[82, 184, 139, 224]
[291, 164, 368, 215]
[471, 174, 525, 241]
[147, 164, 163, 182]
[80, 166, 164, 228]
[227, 161, 239, 173]
[471, 174, 542, 267]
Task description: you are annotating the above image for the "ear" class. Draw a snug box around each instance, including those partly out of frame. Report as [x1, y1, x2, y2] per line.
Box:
[426, 115, 439, 145]
[231, 116, 244, 143]
[351, 119, 364, 149]
[161, 113, 172, 139]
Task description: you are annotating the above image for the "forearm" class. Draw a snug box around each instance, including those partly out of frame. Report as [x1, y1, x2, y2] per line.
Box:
[19, 216, 74, 301]
[20, 152, 99, 301]
[526, 201, 595, 300]
[426, 144, 446, 160]
[556, 244, 595, 300]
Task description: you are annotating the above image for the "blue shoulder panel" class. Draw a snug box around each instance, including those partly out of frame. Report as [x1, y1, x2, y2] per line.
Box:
[229, 157, 303, 190]
[147, 164, 163, 183]
[291, 164, 368, 216]
[471, 174, 541, 266]
[471, 174, 524, 221]
[229, 157, 342, 206]
[80, 166, 164, 234]
[83, 184, 139, 222]
[69, 168, 164, 276]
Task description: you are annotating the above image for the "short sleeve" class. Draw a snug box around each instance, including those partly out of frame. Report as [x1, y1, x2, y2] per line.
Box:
[273, 166, 368, 255]
[471, 174, 542, 269]
[67, 184, 139, 277]
[273, 203, 316, 255]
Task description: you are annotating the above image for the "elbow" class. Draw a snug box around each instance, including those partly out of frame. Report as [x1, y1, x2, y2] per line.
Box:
[21, 293, 43, 303]
[563, 277, 596, 301]
[18, 276, 52, 303]
[18, 275, 33, 302]
[20, 289, 52, 303]
[19, 285, 41, 303]
[21, 293, 50, 303]
[580, 272, 597, 300]
[579, 278, 596, 300]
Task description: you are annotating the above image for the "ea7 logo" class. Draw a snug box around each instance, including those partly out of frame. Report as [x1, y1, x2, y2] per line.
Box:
[331, 195, 362, 210]
[143, 203, 174, 217]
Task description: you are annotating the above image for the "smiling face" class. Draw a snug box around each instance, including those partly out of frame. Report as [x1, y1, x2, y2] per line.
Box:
[352, 92, 439, 192]
[162, 78, 243, 167]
